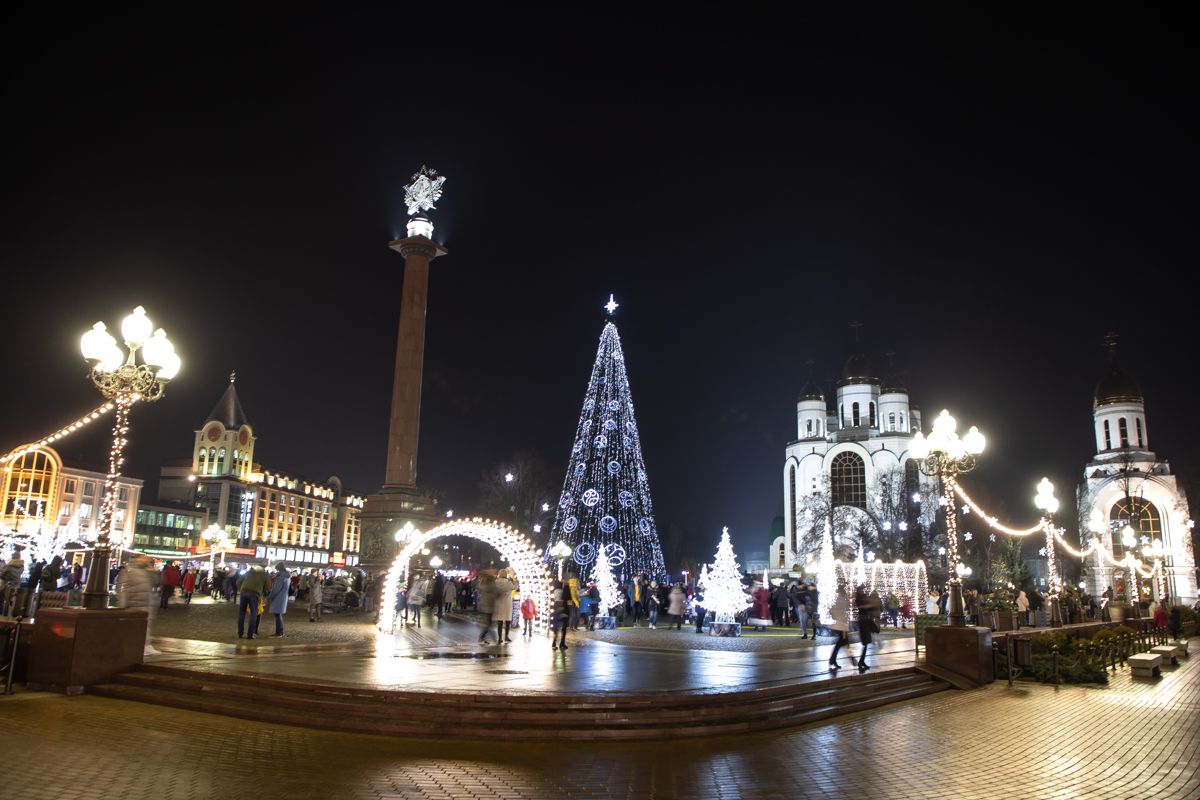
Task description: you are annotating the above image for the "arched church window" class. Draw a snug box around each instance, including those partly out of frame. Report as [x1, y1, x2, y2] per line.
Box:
[869, 402, 876, 428]
[789, 465, 797, 550]
[889, 412, 896, 432]
[899, 412, 905, 431]
[1118, 418, 1129, 448]
[1109, 497, 1161, 559]
[830, 452, 866, 510]
[840, 405, 845, 426]
[198, 449, 207, 473]
[806, 419, 813, 437]
[1136, 419, 1143, 447]
[1103, 420, 1111, 450]
[852, 402, 860, 427]
[217, 447, 226, 475]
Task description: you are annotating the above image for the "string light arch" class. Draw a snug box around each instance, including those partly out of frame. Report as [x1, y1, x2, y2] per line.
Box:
[376, 518, 553, 636]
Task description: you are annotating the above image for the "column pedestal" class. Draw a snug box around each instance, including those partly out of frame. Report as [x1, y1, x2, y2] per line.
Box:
[924, 625, 994, 687]
[26, 608, 147, 694]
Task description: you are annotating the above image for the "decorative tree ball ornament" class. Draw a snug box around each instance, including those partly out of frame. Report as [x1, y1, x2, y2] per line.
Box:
[603, 543, 627, 566]
[607, 460, 621, 474]
[563, 516, 578, 533]
[603, 419, 617, 431]
[626, 420, 636, 432]
[607, 400, 620, 411]
[574, 541, 596, 564]
[560, 492, 572, 507]
[582, 419, 592, 430]
[574, 463, 586, 476]
[582, 489, 600, 507]
[639, 518, 651, 534]
[572, 442, 582, 454]
[600, 515, 618, 534]
[623, 438, 633, 449]
[618, 491, 635, 508]
[584, 399, 595, 410]
[594, 435, 608, 449]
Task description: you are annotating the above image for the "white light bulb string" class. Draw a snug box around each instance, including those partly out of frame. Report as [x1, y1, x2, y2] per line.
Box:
[1, 403, 117, 464]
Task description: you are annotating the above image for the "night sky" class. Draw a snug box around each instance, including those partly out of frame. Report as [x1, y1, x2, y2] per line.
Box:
[2, 9, 1193, 562]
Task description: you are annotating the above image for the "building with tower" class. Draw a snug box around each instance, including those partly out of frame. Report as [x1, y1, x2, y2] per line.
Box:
[776, 332, 934, 570]
[1079, 342, 1196, 605]
[157, 376, 366, 568]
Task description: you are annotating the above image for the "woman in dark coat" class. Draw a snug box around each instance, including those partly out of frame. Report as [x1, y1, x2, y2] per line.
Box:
[39, 555, 63, 592]
[853, 585, 881, 671]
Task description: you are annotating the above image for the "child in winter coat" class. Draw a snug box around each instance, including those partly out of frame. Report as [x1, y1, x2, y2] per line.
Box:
[520, 595, 537, 636]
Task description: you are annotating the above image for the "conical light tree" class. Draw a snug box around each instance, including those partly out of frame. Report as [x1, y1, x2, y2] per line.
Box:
[592, 549, 620, 614]
[548, 298, 666, 579]
[817, 520, 837, 623]
[706, 527, 752, 623]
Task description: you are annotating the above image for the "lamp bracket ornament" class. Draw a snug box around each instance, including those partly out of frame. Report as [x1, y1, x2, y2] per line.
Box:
[89, 362, 168, 403]
[403, 166, 446, 216]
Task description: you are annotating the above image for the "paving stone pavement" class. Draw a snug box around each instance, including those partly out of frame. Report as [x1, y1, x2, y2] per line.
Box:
[150, 595, 376, 646]
[3, 640, 1197, 799]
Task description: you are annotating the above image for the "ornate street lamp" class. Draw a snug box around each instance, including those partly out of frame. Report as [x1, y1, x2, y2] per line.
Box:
[909, 409, 985, 627]
[1034, 478, 1062, 627]
[550, 540, 573, 581]
[78, 307, 179, 609]
[202, 523, 230, 574]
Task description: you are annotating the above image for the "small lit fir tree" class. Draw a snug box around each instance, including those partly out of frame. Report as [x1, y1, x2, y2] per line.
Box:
[705, 527, 752, 624]
[548, 296, 667, 579]
[592, 551, 620, 615]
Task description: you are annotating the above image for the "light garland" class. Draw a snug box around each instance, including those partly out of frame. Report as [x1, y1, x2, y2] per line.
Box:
[835, 559, 928, 622]
[952, 481, 1043, 536]
[1, 403, 115, 464]
[816, 520, 838, 623]
[547, 315, 667, 580]
[376, 518, 552, 635]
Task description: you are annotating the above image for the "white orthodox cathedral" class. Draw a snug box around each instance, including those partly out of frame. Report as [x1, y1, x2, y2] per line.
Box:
[1080, 349, 1196, 605]
[775, 342, 935, 569]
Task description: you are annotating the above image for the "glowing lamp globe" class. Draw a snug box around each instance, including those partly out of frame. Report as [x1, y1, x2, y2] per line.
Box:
[1121, 526, 1137, 549]
[947, 436, 967, 461]
[963, 426, 985, 455]
[909, 432, 931, 459]
[156, 351, 181, 380]
[81, 322, 116, 362]
[141, 328, 173, 368]
[934, 409, 957, 435]
[1034, 478, 1059, 514]
[121, 306, 153, 348]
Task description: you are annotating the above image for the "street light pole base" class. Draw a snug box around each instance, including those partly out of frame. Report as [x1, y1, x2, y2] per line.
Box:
[946, 583, 967, 627]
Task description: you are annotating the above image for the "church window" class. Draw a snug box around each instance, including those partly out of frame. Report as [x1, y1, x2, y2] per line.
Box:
[889, 412, 896, 432]
[1103, 420, 1111, 450]
[899, 412, 905, 431]
[830, 452, 866, 510]
[198, 449, 207, 473]
[869, 402, 876, 427]
[852, 402, 861, 427]
[1136, 419, 1143, 447]
[1109, 498, 1161, 559]
[217, 448, 226, 474]
[905, 459, 920, 498]
[840, 405, 845, 425]
[789, 465, 797, 550]
[806, 419, 813, 437]
[1118, 418, 1129, 448]
[779, 543, 786, 568]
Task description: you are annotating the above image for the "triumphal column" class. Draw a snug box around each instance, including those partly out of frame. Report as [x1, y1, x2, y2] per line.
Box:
[359, 166, 447, 569]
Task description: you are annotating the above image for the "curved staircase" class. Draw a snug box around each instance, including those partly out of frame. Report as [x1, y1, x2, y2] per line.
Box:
[89, 663, 950, 740]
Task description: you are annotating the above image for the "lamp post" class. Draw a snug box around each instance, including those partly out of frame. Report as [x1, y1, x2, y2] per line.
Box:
[202, 524, 230, 574]
[909, 409, 985, 627]
[78, 307, 180, 610]
[1034, 477, 1062, 627]
[550, 540, 573, 581]
[1141, 538, 1166, 606]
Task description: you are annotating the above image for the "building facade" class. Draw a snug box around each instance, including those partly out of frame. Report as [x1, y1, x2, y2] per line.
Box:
[1, 445, 143, 550]
[1080, 351, 1197, 605]
[777, 341, 935, 569]
[157, 378, 365, 569]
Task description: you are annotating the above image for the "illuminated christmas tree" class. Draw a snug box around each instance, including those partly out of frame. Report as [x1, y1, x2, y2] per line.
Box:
[548, 296, 666, 579]
[592, 549, 620, 614]
[705, 527, 752, 623]
[817, 520, 838, 623]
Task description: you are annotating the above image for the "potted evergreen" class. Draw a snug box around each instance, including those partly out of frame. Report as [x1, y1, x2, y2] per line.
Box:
[984, 592, 1020, 631]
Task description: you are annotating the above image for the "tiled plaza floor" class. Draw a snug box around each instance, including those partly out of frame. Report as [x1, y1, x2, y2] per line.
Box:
[3, 641, 1197, 798]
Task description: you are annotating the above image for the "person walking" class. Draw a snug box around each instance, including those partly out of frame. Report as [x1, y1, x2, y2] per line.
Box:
[266, 563, 290, 637]
[181, 568, 198, 604]
[795, 583, 811, 638]
[775, 583, 791, 627]
[748, 580, 772, 632]
[407, 573, 426, 628]
[307, 569, 324, 622]
[520, 593, 537, 637]
[854, 585, 881, 670]
[667, 583, 687, 630]
[237, 566, 269, 639]
[1, 546, 25, 615]
[647, 581, 661, 629]
[71, 563, 84, 590]
[1017, 589, 1030, 626]
[442, 577, 455, 615]
[827, 585, 852, 670]
[432, 572, 446, 619]
[1027, 586, 1044, 626]
[550, 579, 569, 650]
[476, 570, 496, 642]
[493, 569, 517, 643]
[158, 560, 181, 608]
[117, 554, 160, 657]
[805, 583, 820, 638]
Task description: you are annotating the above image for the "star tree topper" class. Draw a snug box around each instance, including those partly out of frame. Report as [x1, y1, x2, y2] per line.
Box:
[604, 294, 619, 315]
[403, 166, 446, 216]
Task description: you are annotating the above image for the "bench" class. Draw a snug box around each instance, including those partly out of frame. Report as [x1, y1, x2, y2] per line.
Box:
[1173, 639, 1189, 656]
[1128, 653, 1162, 678]
[1150, 645, 1179, 666]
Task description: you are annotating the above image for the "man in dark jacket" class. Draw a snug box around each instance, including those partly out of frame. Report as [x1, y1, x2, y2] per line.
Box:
[237, 566, 270, 639]
[805, 583, 819, 637]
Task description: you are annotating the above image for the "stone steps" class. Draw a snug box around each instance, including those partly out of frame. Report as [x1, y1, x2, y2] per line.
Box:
[87, 663, 951, 740]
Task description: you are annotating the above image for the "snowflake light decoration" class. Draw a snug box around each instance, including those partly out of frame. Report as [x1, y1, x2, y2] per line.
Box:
[964, 532, 972, 541]
[989, 533, 996, 542]
[402, 166, 446, 216]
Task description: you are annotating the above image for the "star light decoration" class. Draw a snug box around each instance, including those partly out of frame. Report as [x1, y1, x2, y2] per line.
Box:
[989, 534, 996, 542]
[402, 166, 446, 216]
[964, 532, 972, 541]
[604, 294, 619, 315]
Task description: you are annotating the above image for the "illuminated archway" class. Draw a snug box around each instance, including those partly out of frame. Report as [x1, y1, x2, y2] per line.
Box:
[376, 517, 553, 636]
